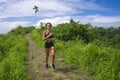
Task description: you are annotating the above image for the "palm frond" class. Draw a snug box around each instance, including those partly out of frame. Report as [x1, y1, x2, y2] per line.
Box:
[33, 5, 39, 13]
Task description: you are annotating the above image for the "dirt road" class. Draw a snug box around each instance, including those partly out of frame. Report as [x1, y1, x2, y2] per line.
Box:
[25, 33, 92, 80]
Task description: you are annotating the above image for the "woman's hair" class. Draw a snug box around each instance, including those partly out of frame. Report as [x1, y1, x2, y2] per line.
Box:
[45, 22, 52, 27]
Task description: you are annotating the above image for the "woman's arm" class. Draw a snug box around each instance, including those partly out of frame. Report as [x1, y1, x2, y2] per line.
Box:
[42, 31, 46, 41]
[45, 32, 53, 39]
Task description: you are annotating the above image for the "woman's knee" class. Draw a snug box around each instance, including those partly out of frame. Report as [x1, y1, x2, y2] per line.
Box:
[51, 49, 55, 55]
[51, 47, 55, 54]
[52, 52, 55, 56]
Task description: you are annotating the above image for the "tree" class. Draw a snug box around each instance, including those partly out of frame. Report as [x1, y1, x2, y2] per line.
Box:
[33, 5, 39, 27]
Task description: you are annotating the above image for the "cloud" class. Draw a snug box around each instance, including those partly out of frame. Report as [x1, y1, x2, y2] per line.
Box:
[1, 15, 120, 34]
[0, 0, 35, 18]
[0, 21, 31, 33]
[0, 0, 107, 19]
[62, 0, 107, 11]
[93, 16, 120, 23]
[37, 16, 71, 26]
[0, 0, 71, 19]
[0, 0, 120, 34]
[87, 15, 120, 23]
[36, 15, 120, 27]
[0, 21, 30, 28]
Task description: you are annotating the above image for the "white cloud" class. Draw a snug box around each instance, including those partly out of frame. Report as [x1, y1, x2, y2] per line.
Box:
[37, 16, 71, 26]
[0, 0, 72, 18]
[35, 15, 120, 28]
[0, 0, 120, 34]
[0, 0, 36, 18]
[0, 0, 107, 19]
[0, 21, 31, 33]
[1, 15, 120, 34]
[87, 15, 120, 23]
[61, 0, 107, 11]
[0, 26, 11, 34]
[93, 16, 120, 23]
[0, 21, 30, 28]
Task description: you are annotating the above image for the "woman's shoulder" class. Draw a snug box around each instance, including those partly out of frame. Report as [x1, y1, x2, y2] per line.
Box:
[43, 31, 46, 34]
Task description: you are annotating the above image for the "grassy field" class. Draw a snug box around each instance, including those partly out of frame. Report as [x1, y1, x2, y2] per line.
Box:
[0, 25, 119, 80]
[0, 35, 29, 80]
[31, 28, 120, 80]
[0, 26, 34, 80]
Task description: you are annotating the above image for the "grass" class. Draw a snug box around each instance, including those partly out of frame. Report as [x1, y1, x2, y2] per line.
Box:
[56, 41, 120, 80]
[31, 28, 120, 80]
[31, 51, 35, 61]
[0, 35, 29, 80]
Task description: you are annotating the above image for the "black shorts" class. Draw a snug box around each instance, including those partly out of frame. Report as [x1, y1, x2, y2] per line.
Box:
[45, 42, 54, 48]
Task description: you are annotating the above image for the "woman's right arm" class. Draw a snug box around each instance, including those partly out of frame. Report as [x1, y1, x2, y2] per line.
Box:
[42, 31, 46, 41]
[44, 32, 53, 39]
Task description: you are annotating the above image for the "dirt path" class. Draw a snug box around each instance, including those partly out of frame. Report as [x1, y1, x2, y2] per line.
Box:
[25, 33, 92, 80]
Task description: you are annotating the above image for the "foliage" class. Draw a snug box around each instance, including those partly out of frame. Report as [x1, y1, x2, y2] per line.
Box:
[30, 19, 120, 80]
[0, 34, 4, 38]
[0, 26, 34, 80]
[52, 19, 93, 43]
[30, 29, 44, 47]
[92, 26, 120, 49]
[56, 41, 120, 80]
[7, 26, 35, 36]
[33, 5, 39, 13]
[0, 35, 29, 80]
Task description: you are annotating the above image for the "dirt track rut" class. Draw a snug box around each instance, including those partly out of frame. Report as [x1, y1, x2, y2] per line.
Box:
[25, 33, 92, 80]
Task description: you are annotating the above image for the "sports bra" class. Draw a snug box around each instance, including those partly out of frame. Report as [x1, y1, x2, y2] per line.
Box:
[45, 32, 54, 38]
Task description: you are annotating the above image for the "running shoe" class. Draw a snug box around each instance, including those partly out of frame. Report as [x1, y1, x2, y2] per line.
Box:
[45, 64, 48, 69]
[51, 64, 55, 70]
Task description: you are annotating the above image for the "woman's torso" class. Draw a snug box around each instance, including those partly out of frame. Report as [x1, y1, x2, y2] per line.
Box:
[45, 31, 54, 42]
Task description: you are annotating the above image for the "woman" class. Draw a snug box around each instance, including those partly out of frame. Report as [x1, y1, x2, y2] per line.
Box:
[42, 22, 55, 70]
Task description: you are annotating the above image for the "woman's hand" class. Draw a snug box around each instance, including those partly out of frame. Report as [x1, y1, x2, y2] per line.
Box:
[45, 32, 53, 39]
[43, 37, 46, 41]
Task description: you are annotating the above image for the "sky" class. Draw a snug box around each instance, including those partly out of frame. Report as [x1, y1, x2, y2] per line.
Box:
[0, 0, 120, 34]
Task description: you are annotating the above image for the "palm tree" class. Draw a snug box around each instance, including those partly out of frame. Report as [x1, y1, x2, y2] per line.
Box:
[33, 5, 39, 27]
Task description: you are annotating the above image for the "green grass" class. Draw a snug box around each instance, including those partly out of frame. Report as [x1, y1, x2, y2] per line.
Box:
[0, 35, 29, 80]
[0, 26, 35, 80]
[56, 41, 120, 80]
[30, 29, 44, 47]
[31, 28, 120, 80]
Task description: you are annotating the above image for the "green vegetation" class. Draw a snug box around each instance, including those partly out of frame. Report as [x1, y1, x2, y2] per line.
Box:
[56, 41, 120, 80]
[92, 27, 120, 49]
[31, 28, 44, 47]
[31, 19, 120, 80]
[0, 26, 34, 80]
[0, 34, 4, 38]
[52, 19, 93, 43]
[7, 26, 35, 36]
[0, 19, 120, 80]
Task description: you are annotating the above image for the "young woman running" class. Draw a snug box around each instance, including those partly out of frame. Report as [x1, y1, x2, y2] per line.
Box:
[42, 22, 55, 70]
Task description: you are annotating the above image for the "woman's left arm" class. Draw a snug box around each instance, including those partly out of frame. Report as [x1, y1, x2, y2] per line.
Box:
[45, 32, 54, 39]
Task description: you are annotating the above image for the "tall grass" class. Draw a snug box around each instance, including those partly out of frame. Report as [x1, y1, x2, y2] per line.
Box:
[31, 28, 120, 80]
[0, 35, 29, 80]
[0, 26, 35, 80]
[56, 41, 120, 80]
[30, 29, 44, 47]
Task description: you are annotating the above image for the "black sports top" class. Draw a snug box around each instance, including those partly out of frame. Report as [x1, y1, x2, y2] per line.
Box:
[45, 32, 53, 38]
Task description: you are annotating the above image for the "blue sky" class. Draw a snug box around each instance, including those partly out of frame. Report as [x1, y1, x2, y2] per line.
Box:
[0, 0, 120, 34]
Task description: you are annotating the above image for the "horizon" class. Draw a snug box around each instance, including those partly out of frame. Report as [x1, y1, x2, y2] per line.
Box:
[0, 0, 120, 34]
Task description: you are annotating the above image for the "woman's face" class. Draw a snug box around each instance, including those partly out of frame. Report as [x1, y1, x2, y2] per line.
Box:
[46, 23, 51, 30]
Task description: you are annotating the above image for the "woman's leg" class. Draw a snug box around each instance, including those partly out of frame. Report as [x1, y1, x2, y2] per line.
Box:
[50, 46, 55, 64]
[45, 48, 49, 64]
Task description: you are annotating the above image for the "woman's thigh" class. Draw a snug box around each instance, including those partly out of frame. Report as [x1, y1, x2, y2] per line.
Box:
[50, 46, 55, 55]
